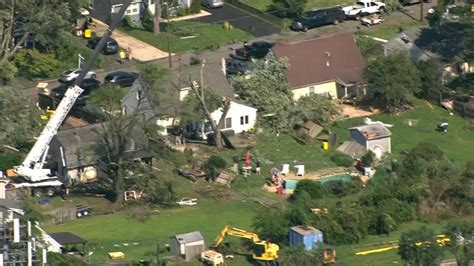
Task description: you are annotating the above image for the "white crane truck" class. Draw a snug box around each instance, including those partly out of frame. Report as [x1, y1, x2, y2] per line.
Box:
[5, 0, 133, 197]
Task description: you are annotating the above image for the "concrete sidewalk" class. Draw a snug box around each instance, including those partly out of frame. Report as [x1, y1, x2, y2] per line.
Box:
[93, 20, 170, 61]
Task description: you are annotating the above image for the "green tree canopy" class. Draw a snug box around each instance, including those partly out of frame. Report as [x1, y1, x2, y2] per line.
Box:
[364, 53, 421, 112]
[293, 95, 341, 128]
[270, 0, 308, 18]
[233, 58, 294, 133]
[398, 226, 444, 266]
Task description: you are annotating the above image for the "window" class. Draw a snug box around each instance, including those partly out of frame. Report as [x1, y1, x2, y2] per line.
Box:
[126, 10, 131, 14]
[225, 117, 232, 128]
[309, 86, 315, 96]
[136, 90, 142, 100]
[241, 115, 249, 125]
[132, 8, 138, 13]
[245, 115, 249, 124]
[240, 116, 244, 125]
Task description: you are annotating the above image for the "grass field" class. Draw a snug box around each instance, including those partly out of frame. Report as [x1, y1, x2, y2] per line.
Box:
[239, 0, 352, 12]
[121, 21, 252, 53]
[45, 199, 259, 264]
[333, 101, 474, 164]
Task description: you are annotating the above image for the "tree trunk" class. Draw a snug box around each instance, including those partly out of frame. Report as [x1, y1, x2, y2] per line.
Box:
[153, 0, 161, 35]
[214, 99, 231, 149]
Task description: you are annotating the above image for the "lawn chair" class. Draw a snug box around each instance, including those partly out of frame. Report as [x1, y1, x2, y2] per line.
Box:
[295, 165, 305, 177]
[281, 164, 290, 176]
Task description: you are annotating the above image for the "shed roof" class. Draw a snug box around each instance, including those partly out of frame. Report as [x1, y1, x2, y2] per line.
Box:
[49, 232, 88, 245]
[349, 123, 392, 140]
[290, 225, 321, 235]
[272, 33, 364, 88]
[337, 140, 366, 158]
[173, 231, 204, 244]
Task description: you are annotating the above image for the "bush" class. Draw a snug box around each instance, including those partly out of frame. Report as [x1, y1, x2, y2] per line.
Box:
[0, 153, 23, 170]
[14, 49, 60, 79]
[360, 150, 375, 167]
[190, 56, 201, 65]
[191, 0, 201, 14]
[122, 15, 134, 28]
[0, 60, 18, 84]
[177, 6, 190, 17]
[126, 205, 153, 222]
[150, 181, 177, 208]
[142, 10, 154, 31]
[331, 151, 354, 167]
[292, 179, 326, 200]
[207, 155, 227, 169]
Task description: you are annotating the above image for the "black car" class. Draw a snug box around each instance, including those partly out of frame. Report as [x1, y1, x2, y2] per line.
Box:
[234, 41, 274, 61]
[51, 78, 101, 106]
[226, 59, 251, 75]
[87, 37, 119, 54]
[104, 71, 138, 87]
[291, 6, 346, 31]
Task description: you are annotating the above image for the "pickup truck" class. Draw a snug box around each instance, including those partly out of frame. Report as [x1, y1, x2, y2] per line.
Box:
[234, 41, 274, 61]
[342, 0, 386, 20]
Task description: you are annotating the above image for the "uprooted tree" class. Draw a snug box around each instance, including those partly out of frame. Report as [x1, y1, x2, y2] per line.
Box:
[180, 61, 231, 149]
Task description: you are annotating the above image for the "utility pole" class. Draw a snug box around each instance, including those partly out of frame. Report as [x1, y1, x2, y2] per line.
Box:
[420, 0, 424, 22]
[166, 3, 172, 69]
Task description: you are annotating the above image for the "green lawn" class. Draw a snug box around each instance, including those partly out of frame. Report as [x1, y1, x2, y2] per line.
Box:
[333, 101, 474, 164]
[239, 0, 352, 12]
[45, 198, 259, 264]
[363, 20, 425, 40]
[121, 21, 253, 53]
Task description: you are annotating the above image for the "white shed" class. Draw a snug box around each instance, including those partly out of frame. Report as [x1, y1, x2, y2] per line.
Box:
[170, 231, 205, 262]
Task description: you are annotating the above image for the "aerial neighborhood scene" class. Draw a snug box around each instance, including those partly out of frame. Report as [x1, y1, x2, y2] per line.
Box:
[0, 0, 474, 264]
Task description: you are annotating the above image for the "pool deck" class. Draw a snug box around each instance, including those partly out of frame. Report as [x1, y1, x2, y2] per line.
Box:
[280, 167, 352, 181]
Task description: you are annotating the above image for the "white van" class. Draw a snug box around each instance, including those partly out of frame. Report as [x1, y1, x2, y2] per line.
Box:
[202, 0, 224, 8]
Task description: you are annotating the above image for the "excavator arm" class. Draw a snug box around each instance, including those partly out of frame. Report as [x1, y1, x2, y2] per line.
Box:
[212, 226, 280, 262]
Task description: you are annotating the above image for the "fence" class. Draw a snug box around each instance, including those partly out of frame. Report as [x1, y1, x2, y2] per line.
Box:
[453, 97, 474, 118]
[225, 0, 284, 29]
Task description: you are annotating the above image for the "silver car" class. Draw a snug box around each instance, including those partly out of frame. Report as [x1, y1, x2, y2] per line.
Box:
[202, 0, 224, 8]
[59, 68, 96, 83]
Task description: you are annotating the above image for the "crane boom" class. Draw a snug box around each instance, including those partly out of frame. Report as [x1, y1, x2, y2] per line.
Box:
[214, 226, 261, 247]
[13, 0, 133, 184]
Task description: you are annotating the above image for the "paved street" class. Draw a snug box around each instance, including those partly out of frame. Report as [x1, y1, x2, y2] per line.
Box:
[192, 5, 280, 37]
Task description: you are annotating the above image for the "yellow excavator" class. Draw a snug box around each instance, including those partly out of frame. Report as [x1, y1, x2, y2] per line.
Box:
[203, 226, 280, 265]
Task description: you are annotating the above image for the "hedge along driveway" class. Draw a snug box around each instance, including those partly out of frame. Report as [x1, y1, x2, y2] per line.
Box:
[121, 21, 253, 53]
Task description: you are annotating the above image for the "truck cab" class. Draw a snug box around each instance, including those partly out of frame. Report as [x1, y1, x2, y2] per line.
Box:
[342, 0, 386, 19]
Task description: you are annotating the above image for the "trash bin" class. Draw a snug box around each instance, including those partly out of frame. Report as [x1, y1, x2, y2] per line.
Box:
[322, 141, 329, 151]
[84, 29, 92, 39]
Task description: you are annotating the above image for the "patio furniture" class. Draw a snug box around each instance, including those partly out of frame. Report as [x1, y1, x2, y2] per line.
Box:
[295, 165, 305, 177]
[281, 164, 290, 176]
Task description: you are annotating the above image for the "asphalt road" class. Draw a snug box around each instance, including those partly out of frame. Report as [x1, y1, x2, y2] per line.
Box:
[192, 5, 280, 37]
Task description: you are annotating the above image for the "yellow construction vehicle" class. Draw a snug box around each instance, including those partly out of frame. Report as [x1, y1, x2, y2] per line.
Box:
[205, 226, 280, 263]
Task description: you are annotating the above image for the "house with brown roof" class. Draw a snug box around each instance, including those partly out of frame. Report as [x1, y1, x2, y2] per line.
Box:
[270, 33, 365, 101]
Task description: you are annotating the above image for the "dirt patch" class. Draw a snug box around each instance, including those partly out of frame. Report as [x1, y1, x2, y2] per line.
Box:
[341, 104, 380, 119]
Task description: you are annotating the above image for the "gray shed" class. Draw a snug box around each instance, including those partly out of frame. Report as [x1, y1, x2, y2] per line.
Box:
[170, 231, 205, 262]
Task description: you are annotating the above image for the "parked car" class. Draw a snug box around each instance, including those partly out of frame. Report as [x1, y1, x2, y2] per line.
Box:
[87, 36, 119, 54]
[342, 0, 386, 20]
[226, 59, 251, 75]
[104, 71, 138, 87]
[291, 6, 346, 31]
[53, 78, 101, 98]
[202, 0, 224, 8]
[234, 41, 274, 61]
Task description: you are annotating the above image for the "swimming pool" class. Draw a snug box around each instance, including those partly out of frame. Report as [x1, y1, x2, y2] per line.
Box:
[284, 174, 353, 190]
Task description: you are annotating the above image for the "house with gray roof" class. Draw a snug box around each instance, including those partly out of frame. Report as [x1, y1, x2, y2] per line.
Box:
[337, 122, 391, 159]
[384, 29, 438, 62]
[170, 231, 205, 262]
[48, 122, 152, 184]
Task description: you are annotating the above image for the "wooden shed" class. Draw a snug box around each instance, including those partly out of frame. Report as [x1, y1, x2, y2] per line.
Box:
[170, 231, 205, 262]
[295, 121, 324, 142]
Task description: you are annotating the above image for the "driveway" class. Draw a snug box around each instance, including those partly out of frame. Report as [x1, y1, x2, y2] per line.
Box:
[191, 5, 280, 38]
[92, 20, 169, 61]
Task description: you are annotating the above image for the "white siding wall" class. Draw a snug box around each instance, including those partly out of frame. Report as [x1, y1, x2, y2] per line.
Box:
[210, 101, 257, 133]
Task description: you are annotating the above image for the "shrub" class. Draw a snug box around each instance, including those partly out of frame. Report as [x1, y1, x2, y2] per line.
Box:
[292, 179, 326, 200]
[360, 150, 375, 167]
[0, 153, 23, 170]
[331, 151, 354, 167]
[150, 181, 177, 208]
[142, 10, 154, 31]
[189, 56, 201, 65]
[207, 155, 227, 169]
[14, 49, 60, 79]
[177, 6, 189, 17]
[191, 0, 201, 14]
[0, 60, 18, 83]
[122, 15, 134, 28]
[126, 205, 153, 222]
